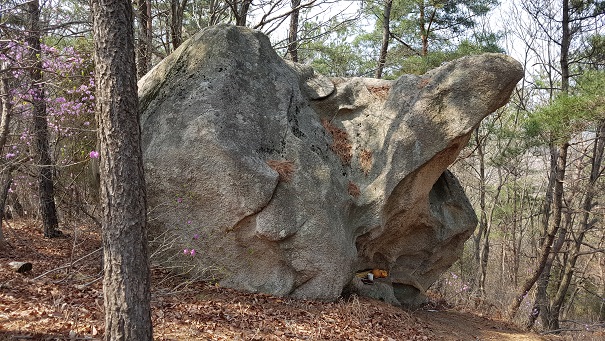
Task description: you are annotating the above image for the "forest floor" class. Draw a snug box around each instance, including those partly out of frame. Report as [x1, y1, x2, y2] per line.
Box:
[0, 220, 601, 340]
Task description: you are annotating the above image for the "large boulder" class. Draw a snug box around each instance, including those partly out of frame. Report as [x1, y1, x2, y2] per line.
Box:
[139, 24, 523, 306]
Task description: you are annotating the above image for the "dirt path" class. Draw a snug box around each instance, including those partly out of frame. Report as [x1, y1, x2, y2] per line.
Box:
[415, 309, 550, 341]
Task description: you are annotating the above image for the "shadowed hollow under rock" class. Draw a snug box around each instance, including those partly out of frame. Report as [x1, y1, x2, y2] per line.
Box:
[139, 24, 523, 306]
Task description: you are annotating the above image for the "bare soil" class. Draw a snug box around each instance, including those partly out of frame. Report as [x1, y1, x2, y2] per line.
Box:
[0, 220, 566, 340]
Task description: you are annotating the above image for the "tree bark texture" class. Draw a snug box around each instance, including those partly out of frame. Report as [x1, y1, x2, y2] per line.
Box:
[549, 121, 605, 328]
[418, 2, 435, 57]
[0, 61, 13, 152]
[136, 0, 152, 78]
[231, 0, 251, 26]
[375, 0, 392, 79]
[170, 0, 188, 50]
[531, 146, 571, 330]
[287, 0, 301, 62]
[91, 0, 152, 339]
[535, 209, 568, 330]
[508, 142, 569, 320]
[0, 61, 14, 247]
[560, 0, 570, 93]
[0, 171, 12, 251]
[533, 0, 574, 329]
[473, 128, 490, 297]
[27, 0, 61, 238]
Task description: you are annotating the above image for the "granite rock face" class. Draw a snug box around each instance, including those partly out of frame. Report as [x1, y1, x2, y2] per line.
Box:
[139, 24, 523, 305]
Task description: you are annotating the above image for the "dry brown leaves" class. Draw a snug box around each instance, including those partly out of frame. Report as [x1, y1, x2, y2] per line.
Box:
[359, 149, 373, 176]
[348, 181, 361, 198]
[321, 118, 352, 165]
[366, 86, 391, 99]
[0, 219, 555, 341]
[0, 220, 104, 340]
[266, 160, 295, 183]
[416, 78, 431, 89]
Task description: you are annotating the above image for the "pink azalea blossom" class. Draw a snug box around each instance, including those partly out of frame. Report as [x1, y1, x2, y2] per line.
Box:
[89, 150, 99, 159]
[190, 249, 196, 256]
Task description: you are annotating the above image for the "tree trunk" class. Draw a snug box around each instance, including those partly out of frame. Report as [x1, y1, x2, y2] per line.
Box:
[418, 2, 427, 56]
[550, 121, 605, 328]
[208, 0, 225, 26]
[0, 61, 13, 251]
[516, 0, 576, 327]
[0, 61, 12, 151]
[0, 173, 11, 251]
[418, 3, 436, 57]
[287, 0, 301, 62]
[474, 129, 490, 297]
[536, 0, 573, 330]
[534, 209, 568, 330]
[136, 0, 152, 78]
[560, 0, 570, 94]
[235, 0, 251, 26]
[508, 142, 569, 319]
[91, 0, 152, 339]
[27, 0, 61, 238]
[170, 0, 188, 50]
[375, 0, 392, 79]
[529, 146, 570, 329]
